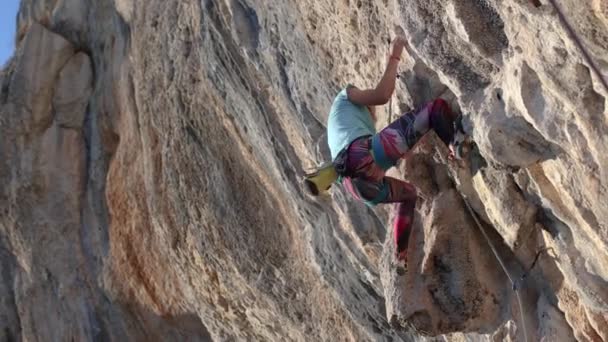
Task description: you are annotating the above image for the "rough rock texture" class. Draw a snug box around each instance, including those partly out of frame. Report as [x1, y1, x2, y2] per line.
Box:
[0, 0, 606, 341]
[382, 134, 512, 336]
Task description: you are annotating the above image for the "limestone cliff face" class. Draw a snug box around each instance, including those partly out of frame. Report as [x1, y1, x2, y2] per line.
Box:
[0, 0, 606, 341]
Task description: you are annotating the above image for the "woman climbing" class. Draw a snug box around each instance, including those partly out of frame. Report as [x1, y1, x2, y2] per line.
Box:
[305, 35, 461, 263]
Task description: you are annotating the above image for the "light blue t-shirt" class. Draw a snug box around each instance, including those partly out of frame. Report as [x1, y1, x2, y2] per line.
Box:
[327, 87, 376, 160]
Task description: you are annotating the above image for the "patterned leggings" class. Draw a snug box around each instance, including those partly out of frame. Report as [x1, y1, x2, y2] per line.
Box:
[342, 99, 455, 258]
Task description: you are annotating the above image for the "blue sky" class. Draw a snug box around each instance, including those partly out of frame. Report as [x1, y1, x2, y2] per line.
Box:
[1, 0, 20, 67]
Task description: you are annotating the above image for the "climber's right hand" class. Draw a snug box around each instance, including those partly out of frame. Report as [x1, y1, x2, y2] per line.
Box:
[389, 36, 407, 60]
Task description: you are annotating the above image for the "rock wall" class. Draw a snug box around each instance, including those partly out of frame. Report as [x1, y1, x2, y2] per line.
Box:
[0, 0, 606, 341]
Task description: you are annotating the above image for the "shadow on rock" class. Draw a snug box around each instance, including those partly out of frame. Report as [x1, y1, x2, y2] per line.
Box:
[380, 132, 534, 337]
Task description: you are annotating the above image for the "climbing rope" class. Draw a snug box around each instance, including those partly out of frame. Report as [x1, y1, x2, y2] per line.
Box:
[387, 38, 395, 127]
[545, 0, 608, 93]
[515, 247, 551, 290]
[387, 73, 401, 126]
[388, 93, 393, 126]
[462, 196, 529, 342]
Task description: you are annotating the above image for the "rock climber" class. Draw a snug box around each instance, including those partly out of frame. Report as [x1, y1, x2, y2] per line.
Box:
[304, 36, 463, 263]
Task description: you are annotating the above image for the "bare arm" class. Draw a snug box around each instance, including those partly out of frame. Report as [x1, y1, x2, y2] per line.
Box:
[347, 37, 407, 106]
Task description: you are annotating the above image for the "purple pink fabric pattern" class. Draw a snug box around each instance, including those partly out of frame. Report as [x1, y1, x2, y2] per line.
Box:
[342, 99, 455, 260]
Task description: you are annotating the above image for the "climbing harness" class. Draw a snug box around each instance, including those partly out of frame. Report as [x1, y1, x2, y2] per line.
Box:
[545, 0, 608, 93]
[462, 196, 529, 342]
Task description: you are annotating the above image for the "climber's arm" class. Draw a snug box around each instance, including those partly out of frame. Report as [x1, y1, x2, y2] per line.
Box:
[347, 37, 406, 106]
[347, 59, 400, 105]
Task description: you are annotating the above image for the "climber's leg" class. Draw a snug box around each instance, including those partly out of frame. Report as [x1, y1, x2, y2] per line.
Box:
[406, 98, 456, 146]
[372, 98, 456, 166]
[382, 177, 417, 261]
[345, 175, 417, 261]
[424, 98, 456, 146]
